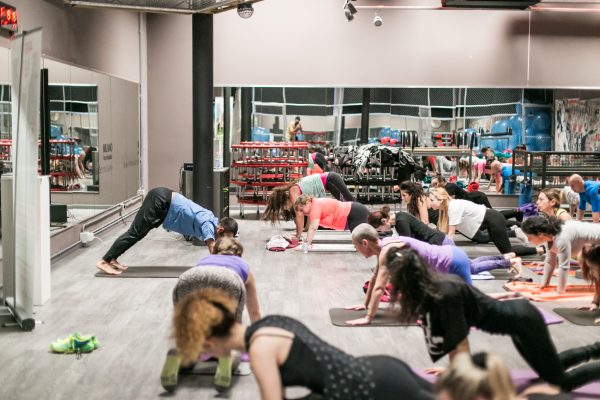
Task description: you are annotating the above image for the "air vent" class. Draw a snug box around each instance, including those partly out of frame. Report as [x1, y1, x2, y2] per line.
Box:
[442, 0, 540, 9]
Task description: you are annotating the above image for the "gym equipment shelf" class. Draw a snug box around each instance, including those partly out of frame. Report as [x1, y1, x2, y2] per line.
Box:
[230, 141, 309, 217]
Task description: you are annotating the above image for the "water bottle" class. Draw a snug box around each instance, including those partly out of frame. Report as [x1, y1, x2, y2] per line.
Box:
[302, 236, 308, 254]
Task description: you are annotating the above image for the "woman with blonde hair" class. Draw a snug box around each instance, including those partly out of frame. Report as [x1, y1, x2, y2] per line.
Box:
[429, 188, 543, 257]
[263, 172, 354, 239]
[173, 288, 435, 400]
[160, 237, 261, 393]
[536, 188, 572, 222]
[294, 195, 369, 248]
[435, 352, 568, 400]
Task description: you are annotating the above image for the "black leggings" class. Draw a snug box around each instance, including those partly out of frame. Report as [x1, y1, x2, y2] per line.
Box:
[362, 355, 433, 399]
[347, 202, 369, 232]
[325, 172, 355, 202]
[473, 209, 537, 256]
[102, 187, 173, 262]
[313, 152, 329, 172]
[497, 300, 600, 391]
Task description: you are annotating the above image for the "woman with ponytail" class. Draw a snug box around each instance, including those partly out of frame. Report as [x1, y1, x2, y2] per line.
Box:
[386, 247, 600, 393]
[172, 288, 435, 400]
[579, 244, 600, 325]
[346, 224, 521, 326]
[522, 215, 600, 293]
[263, 172, 354, 239]
[429, 188, 543, 257]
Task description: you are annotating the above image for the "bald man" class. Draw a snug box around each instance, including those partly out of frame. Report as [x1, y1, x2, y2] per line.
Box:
[568, 174, 600, 223]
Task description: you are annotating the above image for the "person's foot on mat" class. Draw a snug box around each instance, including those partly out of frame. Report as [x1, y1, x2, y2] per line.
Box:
[96, 259, 122, 275]
[160, 349, 181, 393]
[214, 356, 233, 393]
[109, 259, 127, 271]
[513, 227, 529, 244]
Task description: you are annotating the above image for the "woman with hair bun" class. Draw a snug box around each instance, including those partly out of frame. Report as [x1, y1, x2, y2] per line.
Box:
[385, 246, 600, 393]
[160, 237, 261, 393]
[522, 215, 600, 292]
[172, 288, 435, 400]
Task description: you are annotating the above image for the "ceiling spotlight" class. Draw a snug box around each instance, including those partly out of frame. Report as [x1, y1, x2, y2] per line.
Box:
[373, 11, 382, 27]
[237, 2, 254, 19]
[343, 0, 357, 22]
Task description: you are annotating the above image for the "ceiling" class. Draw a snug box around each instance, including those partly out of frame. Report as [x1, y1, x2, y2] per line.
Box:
[63, 0, 263, 14]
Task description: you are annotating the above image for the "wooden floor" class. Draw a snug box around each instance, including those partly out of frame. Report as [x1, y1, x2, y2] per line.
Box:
[0, 211, 599, 400]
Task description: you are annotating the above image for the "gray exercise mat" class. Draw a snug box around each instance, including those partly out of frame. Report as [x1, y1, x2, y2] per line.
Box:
[490, 269, 515, 279]
[95, 266, 190, 278]
[553, 308, 600, 326]
[329, 308, 418, 327]
[309, 243, 356, 252]
[311, 233, 352, 243]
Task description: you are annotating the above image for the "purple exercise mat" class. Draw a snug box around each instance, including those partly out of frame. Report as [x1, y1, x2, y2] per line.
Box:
[537, 307, 564, 325]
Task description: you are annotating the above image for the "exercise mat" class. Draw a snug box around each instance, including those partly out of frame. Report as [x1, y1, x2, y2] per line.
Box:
[503, 281, 595, 303]
[553, 308, 600, 326]
[181, 361, 252, 376]
[329, 308, 417, 327]
[95, 266, 190, 278]
[308, 243, 356, 252]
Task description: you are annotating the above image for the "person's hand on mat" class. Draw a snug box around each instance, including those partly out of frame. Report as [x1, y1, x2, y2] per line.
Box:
[344, 304, 367, 311]
[424, 367, 445, 376]
[595, 317, 600, 325]
[576, 303, 599, 311]
[345, 317, 371, 326]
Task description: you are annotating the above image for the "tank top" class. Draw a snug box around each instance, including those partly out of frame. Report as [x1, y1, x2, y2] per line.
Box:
[245, 315, 377, 399]
[555, 208, 567, 218]
[296, 174, 327, 198]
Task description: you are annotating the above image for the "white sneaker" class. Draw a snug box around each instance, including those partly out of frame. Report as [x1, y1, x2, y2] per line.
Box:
[513, 227, 529, 244]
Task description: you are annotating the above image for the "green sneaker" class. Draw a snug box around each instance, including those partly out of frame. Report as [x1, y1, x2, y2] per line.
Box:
[214, 356, 233, 393]
[50, 333, 98, 354]
[160, 349, 180, 393]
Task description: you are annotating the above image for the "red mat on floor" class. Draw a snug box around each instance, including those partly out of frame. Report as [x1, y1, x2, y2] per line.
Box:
[503, 281, 595, 302]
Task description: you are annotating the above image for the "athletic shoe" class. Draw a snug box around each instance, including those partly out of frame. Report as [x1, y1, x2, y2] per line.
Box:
[50, 333, 98, 354]
[513, 227, 529, 244]
[160, 349, 180, 393]
[214, 356, 233, 393]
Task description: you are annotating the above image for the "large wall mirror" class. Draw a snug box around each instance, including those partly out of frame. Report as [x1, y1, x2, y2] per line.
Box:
[0, 46, 140, 223]
[226, 86, 600, 154]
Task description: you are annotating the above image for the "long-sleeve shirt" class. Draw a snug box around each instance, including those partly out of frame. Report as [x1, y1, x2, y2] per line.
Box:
[543, 221, 600, 286]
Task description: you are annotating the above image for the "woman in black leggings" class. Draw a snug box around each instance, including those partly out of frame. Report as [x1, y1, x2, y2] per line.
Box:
[445, 182, 523, 227]
[386, 246, 600, 392]
[368, 208, 454, 245]
[429, 188, 543, 257]
[172, 288, 434, 400]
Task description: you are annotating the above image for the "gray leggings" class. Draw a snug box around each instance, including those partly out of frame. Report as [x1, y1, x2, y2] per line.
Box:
[173, 267, 246, 322]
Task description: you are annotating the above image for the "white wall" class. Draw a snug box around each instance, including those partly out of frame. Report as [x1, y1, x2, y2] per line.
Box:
[213, 0, 600, 88]
[0, 0, 140, 83]
[146, 13, 193, 189]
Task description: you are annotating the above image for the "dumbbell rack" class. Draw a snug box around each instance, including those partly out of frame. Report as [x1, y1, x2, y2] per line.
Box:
[230, 142, 309, 217]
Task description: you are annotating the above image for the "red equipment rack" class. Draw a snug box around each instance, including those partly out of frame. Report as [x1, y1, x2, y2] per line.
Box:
[230, 141, 309, 217]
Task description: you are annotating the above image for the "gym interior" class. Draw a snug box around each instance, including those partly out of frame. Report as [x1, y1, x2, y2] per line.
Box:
[1, 1, 600, 399]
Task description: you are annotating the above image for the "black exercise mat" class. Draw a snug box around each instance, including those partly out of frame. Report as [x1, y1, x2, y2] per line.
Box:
[95, 266, 191, 278]
[553, 308, 600, 326]
[329, 308, 418, 327]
